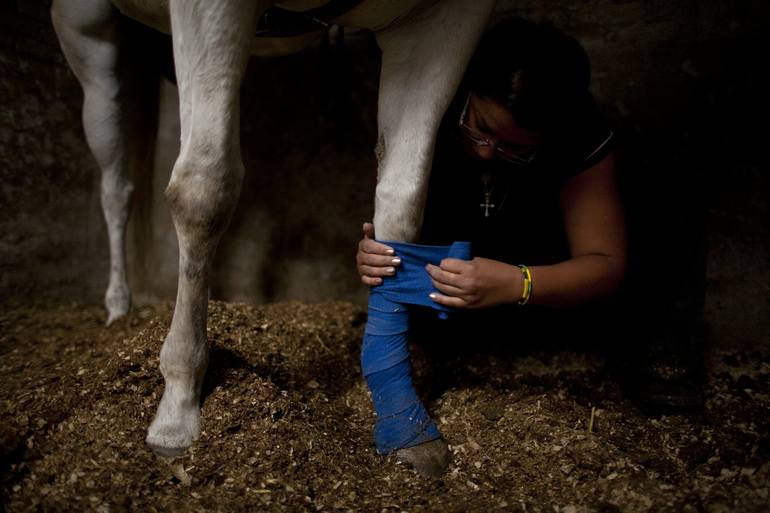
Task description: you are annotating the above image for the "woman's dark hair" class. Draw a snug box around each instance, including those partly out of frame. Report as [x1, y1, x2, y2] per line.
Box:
[465, 17, 591, 132]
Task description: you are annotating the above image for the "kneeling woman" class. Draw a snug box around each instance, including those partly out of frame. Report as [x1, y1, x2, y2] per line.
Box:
[357, 17, 626, 475]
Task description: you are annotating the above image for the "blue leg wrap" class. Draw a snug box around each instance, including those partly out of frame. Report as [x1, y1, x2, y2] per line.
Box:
[361, 240, 471, 454]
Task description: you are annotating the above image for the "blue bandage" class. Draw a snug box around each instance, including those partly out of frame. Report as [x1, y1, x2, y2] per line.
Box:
[361, 240, 471, 454]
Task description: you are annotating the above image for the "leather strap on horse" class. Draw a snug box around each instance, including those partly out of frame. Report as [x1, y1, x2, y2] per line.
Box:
[256, 0, 365, 38]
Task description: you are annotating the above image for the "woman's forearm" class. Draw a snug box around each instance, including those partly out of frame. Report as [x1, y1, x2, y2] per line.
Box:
[523, 254, 625, 308]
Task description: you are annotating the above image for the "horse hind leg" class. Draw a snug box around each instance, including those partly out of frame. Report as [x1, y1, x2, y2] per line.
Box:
[52, 0, 135, 325]
[145, 0, 266, 457]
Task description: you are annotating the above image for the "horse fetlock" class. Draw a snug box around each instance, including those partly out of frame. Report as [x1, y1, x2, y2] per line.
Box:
[101, 177, 134, 206]
[159, 329, 208, 374]
[104, 279, 130, 326]
[160, 370, 204, 407]
[147, 361, 207, 456]
[159, 348, 208, 393]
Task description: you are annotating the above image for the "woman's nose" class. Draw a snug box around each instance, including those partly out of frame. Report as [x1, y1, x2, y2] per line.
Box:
[475, 144, 496, 160]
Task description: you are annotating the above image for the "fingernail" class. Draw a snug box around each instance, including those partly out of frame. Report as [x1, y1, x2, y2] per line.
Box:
[391, 258, 401, 264]
[429, 293, 437, 299]
[386, 267, 395, 274]
[385, 249, 395, 255]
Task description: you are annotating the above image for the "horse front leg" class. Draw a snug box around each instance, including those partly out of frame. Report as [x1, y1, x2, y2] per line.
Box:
[52, 0, 133, 326]
[367, 0, 494, 476]
[373, 0, 494, 242]
[145, 0, 266, 457]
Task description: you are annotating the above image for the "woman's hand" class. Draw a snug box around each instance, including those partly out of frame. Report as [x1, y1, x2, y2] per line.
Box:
[426, 257, 522, 309]
[356, 222, 401, 286]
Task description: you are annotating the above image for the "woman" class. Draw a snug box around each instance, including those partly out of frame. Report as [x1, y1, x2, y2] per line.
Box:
[358, 17, 626, 321]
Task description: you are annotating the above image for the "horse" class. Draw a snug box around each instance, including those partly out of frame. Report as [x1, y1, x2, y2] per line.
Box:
[51, 0, 495, 476]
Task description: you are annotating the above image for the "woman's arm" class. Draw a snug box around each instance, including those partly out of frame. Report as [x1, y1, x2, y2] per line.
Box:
[427, 154, 626, 309]
[530, 153, 626, 307]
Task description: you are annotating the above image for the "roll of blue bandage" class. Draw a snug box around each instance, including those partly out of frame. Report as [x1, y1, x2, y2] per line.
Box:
[361, 240, 471, 454]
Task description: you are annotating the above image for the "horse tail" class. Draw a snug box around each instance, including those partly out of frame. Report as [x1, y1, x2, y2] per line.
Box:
[117, 15, 170, 300]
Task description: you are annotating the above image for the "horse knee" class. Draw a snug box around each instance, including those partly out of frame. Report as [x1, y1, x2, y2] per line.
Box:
[165, 154, 243, 249]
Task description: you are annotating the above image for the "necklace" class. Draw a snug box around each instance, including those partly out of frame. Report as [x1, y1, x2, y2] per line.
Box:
[479, 171, 510, 218]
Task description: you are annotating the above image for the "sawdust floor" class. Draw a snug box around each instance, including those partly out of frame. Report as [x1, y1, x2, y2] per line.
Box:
[1, 301, 768, 512]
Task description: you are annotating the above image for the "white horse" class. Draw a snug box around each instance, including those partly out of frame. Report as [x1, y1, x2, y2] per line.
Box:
[51, 0, 494, 473]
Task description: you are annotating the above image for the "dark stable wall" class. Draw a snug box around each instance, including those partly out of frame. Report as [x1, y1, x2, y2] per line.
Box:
[1, 0, 768, 349]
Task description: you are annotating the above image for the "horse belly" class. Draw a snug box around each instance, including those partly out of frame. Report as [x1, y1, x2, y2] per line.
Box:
[111, 0, 171, 34]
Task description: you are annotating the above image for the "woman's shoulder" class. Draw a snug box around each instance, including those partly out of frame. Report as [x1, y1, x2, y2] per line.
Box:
[540, 92, 615, 183]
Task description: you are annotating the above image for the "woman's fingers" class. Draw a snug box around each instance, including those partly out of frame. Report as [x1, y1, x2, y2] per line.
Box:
[358, 221, 397, 286]
[359, 237, 395, 256]
[361, 275, 383, 286]
[360, 222, 394, 254]
[429, 279, 467, 298]
[438, 258, 470, 273]
[357, 251, 400, 268]
[428, 292, 468, 308]
[359, 264, 397, 278]
[425, 263, 462, 287]
[362, 222, 375, 239]
[427, 262, 479, 306]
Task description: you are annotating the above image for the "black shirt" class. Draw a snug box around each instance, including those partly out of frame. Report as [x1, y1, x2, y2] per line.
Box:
[419, 91, 613, 266]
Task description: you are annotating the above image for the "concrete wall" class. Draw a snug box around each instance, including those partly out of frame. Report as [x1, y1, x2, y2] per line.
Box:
[1, 0, 768, 347]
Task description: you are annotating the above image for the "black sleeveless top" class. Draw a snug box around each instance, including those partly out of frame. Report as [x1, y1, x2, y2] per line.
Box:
[419, 90, 613, 266]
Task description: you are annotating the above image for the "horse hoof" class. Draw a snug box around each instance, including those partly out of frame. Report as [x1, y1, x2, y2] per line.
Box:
[146, 389, 201, 457]
[105, 283, 130, 326]
[146, 438, 188, 458]
[145, 421, 196, 458]
[396, 438, 451, 477]
[105, 309, 127, 327]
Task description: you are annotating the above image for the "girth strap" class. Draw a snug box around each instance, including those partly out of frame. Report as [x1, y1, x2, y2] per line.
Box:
[256, 0, 366, 38]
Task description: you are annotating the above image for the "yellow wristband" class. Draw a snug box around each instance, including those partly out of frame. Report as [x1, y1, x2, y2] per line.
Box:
[517, 264, 533, 305]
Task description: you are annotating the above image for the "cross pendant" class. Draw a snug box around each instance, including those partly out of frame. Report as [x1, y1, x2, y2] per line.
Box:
[480, 192, 495, 218]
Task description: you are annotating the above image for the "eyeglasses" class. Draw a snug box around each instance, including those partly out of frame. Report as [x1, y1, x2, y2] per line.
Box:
[458, 93, 538, 166]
